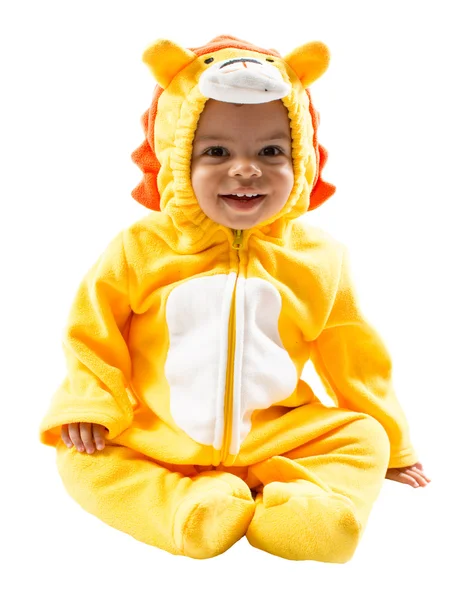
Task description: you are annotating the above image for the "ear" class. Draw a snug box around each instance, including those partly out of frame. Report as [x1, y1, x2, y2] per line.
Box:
[283, 41, 330, 88]
[142, 39, 197, 89]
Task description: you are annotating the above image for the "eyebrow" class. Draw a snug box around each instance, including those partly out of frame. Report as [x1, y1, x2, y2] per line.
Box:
[194, 132, 291, 143]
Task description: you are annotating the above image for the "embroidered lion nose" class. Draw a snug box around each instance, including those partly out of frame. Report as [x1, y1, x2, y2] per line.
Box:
[219, 58, 263, 71]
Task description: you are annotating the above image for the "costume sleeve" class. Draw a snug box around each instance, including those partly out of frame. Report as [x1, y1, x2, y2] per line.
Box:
[39, 232, 136, 447]
[310, 244, 419, 469]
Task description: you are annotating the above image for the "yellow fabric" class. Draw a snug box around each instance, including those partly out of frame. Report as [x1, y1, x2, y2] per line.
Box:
[40, 35, 419, 562]
[40, 217, 417, 469]
[55, 402, 390, 562]
[283, 41, 330, 87]
[142, 40, 196, 89]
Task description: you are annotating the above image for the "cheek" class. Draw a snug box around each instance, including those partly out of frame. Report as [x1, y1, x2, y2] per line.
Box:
[191, 165, 217, 191]
[280, 165, 294, 189]
[190, 168, 204, 195]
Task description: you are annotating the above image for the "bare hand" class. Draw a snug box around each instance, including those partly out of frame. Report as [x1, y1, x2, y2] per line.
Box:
[61, 423, 108, 454]
[386, 461, 431, 488]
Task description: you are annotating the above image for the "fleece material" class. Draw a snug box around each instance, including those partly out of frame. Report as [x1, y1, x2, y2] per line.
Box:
[40, 35, 418, 562]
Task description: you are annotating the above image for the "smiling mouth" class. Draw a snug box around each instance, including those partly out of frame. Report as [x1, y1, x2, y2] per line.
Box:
[219, 194, 266, 210]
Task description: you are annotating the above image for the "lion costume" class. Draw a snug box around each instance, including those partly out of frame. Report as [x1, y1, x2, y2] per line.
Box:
[39, 35, 418, 563]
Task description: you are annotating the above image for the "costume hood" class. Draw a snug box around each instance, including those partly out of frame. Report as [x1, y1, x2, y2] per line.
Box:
[131, 35, 335, 250]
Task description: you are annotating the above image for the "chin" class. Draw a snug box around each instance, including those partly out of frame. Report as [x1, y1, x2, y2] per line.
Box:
[228, 218, 264, 230]
[224, 208, 270, 229]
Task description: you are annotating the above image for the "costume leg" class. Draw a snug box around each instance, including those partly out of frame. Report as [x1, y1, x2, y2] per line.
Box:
[56, 440, 254, 559]
[245, 406, 390, 563]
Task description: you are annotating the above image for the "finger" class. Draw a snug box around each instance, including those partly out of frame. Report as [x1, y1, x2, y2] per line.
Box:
[68, 423, 85, 452]
[396, 472, 420, 487]
[80, 423, 95, 454]
[405, 469, 429, 487]
[408, 466, 429, 481]
[92, 424, 106, 450]
[410, 466, 432, 482]
[61, 425, 73, 448]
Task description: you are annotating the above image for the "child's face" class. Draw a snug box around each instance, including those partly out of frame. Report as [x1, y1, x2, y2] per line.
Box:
[191, 99, 294, 231]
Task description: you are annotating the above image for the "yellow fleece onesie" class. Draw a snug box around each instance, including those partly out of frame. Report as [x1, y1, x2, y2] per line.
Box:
[39, 35, 419, 563]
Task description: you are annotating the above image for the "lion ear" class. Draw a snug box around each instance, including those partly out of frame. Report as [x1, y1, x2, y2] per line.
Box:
[283, 41, 330, 88]
[142, 39, 197, 88]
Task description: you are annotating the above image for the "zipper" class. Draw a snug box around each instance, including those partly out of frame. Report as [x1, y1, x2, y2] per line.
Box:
[220, 229, 243, 463]
[232, 229, 243, 250]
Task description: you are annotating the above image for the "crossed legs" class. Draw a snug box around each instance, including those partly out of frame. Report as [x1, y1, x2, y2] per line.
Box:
[56, 407, 389, 562]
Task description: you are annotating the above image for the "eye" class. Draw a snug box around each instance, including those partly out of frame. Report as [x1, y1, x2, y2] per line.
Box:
[261, 146, 283, 156]
[266, 58, 274, 62]
[204, 57, 214, 64]
[204, 146, 227, 157]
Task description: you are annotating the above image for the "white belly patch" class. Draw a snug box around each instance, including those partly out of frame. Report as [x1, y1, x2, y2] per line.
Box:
[165, 274, 297, 454]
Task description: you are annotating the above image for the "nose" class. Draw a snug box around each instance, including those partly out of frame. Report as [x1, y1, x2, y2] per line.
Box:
[228, 159, 262, 178]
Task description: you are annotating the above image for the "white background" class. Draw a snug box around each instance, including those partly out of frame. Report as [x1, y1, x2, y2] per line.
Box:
[2, 0, 470, 598]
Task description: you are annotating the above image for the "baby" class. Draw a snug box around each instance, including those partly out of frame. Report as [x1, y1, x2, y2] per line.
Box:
[39, 34, 430, 563]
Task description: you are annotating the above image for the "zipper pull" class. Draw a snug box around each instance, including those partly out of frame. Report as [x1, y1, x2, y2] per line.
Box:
[232, 229, 243, 250]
